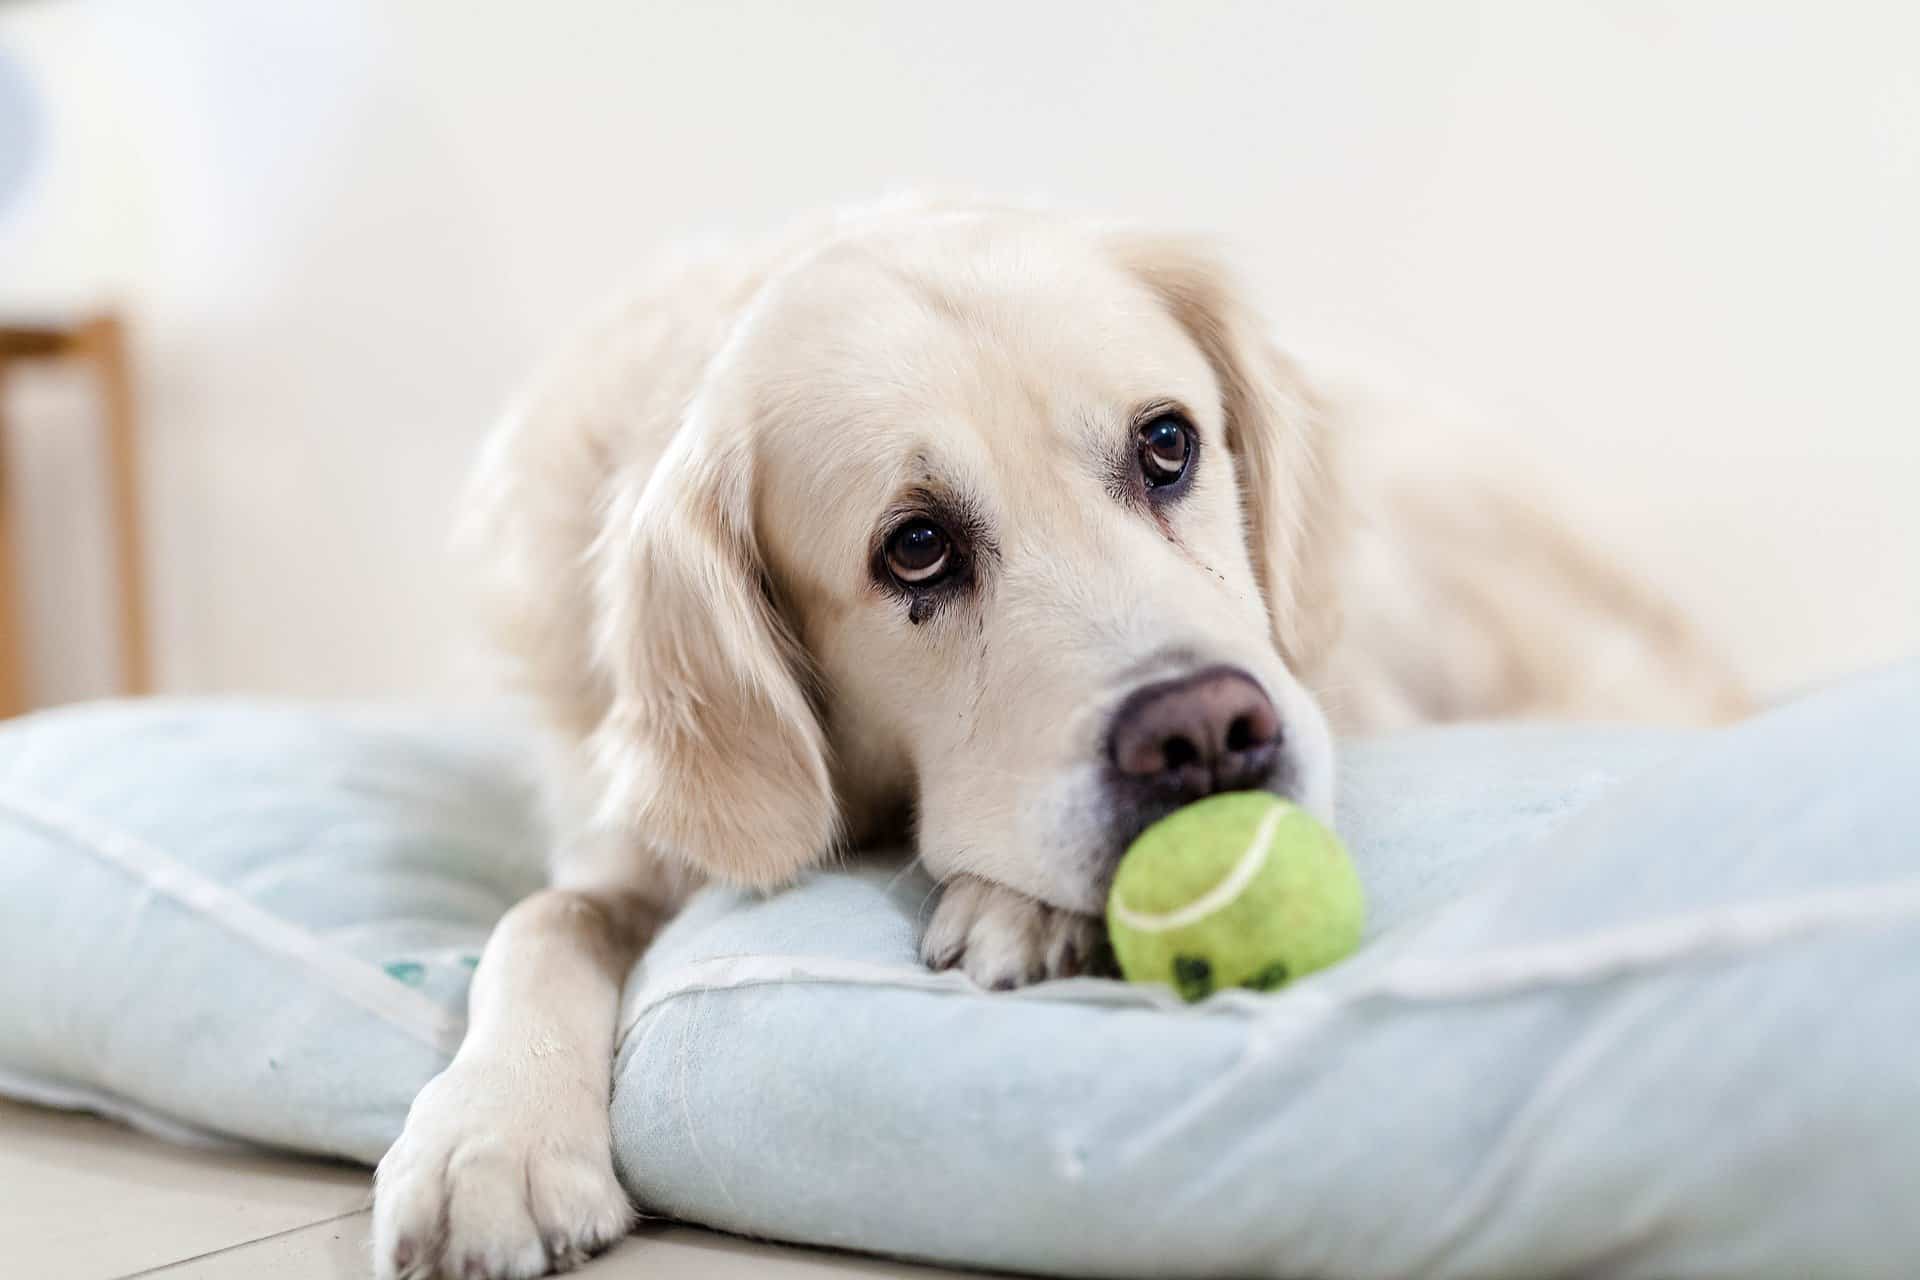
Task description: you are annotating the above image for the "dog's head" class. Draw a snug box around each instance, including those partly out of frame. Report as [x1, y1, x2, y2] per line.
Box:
[587, 209, 1342, 912]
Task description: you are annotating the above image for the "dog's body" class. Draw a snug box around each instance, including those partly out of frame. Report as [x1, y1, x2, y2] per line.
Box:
[372, 200, 1745, 1279]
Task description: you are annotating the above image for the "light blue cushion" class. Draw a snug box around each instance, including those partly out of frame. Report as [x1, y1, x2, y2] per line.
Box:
[3, 668, 1919, 1278]
[0, 702, 542, 1159]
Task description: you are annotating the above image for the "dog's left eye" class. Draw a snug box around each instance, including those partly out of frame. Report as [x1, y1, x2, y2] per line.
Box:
[884, 518, 954, 586]
[1138, 414, 1194, 490]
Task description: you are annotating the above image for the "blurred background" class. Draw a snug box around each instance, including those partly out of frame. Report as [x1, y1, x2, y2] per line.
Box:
[0, 0, 1914, 711]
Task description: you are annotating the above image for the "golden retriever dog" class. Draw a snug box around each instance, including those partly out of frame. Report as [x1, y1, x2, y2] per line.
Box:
[371, 198, 1745, 1279]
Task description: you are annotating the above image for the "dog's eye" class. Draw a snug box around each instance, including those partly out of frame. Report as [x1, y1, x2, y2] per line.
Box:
[1138, 414, 1194, 490]
[884, 519, 953, 585]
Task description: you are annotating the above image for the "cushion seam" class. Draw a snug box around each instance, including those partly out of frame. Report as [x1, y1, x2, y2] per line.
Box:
[616, 877, 1920, 1045]
[0, 786, 467, 1056]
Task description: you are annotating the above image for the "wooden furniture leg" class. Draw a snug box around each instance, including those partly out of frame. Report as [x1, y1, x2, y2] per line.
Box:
[79, 316, 152, 696]
[0, 316, 153, 717]
[0, 398, 26, 717]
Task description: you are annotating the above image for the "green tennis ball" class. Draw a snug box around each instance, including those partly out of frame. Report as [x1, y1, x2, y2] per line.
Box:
[1106, 792, 1365, 1001]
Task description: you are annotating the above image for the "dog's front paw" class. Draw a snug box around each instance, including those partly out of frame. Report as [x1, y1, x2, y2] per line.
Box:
[921, 874, 1111, 989]
[372, 1059, 633, 1279]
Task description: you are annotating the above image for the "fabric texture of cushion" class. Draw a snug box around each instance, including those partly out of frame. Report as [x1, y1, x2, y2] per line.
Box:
[3, 666, 1918, 1278]
[0, 702, 541, 1159]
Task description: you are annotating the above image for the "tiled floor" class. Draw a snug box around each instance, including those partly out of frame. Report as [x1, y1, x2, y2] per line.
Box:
[0, 1100, 977, 1279]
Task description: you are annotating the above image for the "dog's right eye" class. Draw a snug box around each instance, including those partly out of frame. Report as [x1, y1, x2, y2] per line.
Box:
[1137, 412, 1195, 492]
[884, 519, 954, 586]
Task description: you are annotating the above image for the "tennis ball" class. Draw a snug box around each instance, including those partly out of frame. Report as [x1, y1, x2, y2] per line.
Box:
[1106, 792, 1364, 1001]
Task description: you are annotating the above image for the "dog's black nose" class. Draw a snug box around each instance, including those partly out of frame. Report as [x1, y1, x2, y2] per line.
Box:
[1107, 666, 1281, 802]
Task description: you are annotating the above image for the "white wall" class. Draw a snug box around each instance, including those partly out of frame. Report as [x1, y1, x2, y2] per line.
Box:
[1, 0, 1915, 704]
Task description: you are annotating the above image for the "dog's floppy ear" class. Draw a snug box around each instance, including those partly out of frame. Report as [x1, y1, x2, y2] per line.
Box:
[1112, 232, 1346, 675]
[586, 425, 838, 889]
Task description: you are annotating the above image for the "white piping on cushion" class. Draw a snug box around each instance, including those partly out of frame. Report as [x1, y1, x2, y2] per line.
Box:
[1342, 876, 1920, 1006]
[0, 787, 467, 1057]
[617, 877, 1920, 1045]
[613, 955, 1188, 1044]
[10, 768, 1911, 1060]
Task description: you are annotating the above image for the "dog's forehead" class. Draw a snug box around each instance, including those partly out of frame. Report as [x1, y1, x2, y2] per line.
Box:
[757, 228, 1216, 414]
[744, 227, 1221, 495]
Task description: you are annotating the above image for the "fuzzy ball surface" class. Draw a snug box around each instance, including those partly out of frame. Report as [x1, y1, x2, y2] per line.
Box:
[1106, 792, 1365, 1001]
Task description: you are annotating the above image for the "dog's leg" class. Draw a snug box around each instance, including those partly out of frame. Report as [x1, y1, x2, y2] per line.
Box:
[372, 884, 667, 1280]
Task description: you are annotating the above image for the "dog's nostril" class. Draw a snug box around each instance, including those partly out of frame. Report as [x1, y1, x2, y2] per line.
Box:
[1162, 734, 1200, 770]
[1109, 665, 1283, 792]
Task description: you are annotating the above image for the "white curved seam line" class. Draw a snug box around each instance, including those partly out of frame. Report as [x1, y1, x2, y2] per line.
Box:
[615, 877, 1920, 1042]
[1108, 802, 1288, 934]
[1352, 878, 1920, 1004]
[0, 787, 467, 1056]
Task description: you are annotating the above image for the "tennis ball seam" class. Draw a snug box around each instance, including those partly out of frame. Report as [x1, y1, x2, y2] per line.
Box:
[1108, 799, 1292, 934]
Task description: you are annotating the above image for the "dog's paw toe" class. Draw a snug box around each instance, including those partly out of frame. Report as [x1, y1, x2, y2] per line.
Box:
[922, 875, 1106, 989]
[524, 1145, 634, 1262]
[373, 1068, 633, 1280]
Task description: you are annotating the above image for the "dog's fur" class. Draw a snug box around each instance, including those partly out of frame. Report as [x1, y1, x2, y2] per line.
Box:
[372, 200, 1746, 1279]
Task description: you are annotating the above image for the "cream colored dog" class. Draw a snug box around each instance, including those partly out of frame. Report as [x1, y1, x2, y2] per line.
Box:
[372, 199, 1745, 1279]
